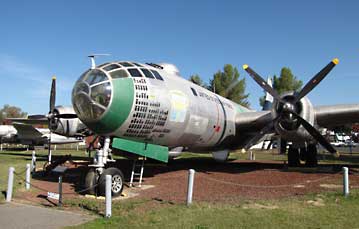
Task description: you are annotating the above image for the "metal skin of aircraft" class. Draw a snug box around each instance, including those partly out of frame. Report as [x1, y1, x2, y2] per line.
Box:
[67, 57, 359, 196]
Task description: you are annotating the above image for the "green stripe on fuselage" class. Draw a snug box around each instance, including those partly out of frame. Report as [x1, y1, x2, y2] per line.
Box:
[86, 78, 134, 135]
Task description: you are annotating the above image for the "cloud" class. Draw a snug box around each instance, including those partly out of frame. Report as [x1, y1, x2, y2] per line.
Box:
[0, 54, 75, 113]
[0, 54, 74, 92]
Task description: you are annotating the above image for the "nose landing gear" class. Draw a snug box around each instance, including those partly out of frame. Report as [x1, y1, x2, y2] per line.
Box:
[83, 137, 125, 197]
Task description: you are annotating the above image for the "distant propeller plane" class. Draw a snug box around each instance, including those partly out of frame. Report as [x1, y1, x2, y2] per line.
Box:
[13, 57, 359, 197]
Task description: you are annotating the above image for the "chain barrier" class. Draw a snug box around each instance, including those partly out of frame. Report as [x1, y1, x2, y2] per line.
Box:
[13, 168, 28, 176]
[197, 170, 343, 188]
[12, 171, 105, 196]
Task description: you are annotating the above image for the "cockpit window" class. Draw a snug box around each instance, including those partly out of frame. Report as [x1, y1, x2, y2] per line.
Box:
[128, 68, 142, 77]
[140, 68, 155, 79]
[119, 62, 134, 67]
[150, 70, 164, 81]
[103, 64, 121, 72]
[77, 69, 90, 83]
[72, 69, 112, 121]
[90, 82, 112, 107]
[110, 69, 129, 79]
[132, 62, 143, 67]
[85, 69, 108, 85]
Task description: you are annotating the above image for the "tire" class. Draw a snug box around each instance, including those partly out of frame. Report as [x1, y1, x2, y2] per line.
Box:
[84, 168, 98, 195]
[305, 144, 318, 167]
[288, 147, 301, 167]
[98, 167, 124, 197]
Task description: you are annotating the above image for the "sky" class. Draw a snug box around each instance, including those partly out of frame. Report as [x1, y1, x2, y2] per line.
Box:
[0, 0, 358, 114]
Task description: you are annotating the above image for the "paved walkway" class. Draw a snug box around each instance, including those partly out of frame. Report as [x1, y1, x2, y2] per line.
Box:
[0, 202, 95, 229]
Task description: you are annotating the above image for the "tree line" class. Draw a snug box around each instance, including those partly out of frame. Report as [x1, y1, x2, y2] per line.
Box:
[189, 64, 302, 108]
[0, 104, 27, 124]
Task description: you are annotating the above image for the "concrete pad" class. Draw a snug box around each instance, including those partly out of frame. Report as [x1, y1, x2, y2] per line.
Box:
[0, 202, 95, 229]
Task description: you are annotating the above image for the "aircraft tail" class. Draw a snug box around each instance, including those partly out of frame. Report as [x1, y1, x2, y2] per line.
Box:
[262, 77, 273, 111]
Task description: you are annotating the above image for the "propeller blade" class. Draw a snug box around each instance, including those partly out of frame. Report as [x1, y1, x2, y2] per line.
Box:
[55, 113, 78, 119]
[290, 112, 338, 155]
[294, 58, 339, 103]
[28, 115, 47, 119]
[243, 65, 284, 103]
[50, 76, 56, 112]
[244, 120, 276, 150]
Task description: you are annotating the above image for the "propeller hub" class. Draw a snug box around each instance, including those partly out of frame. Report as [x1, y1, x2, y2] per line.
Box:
[282, 102, 295, 113]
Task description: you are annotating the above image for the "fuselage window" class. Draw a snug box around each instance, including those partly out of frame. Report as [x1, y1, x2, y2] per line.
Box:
[140, 68, 155, 79]
[132, 62, 143, 67]
[150, 70, 164, 81]
[110, 69, 129, 79]
[190, 87, 198, 96]
[119, 62, 134, 67]
[85, 70, 108, 85]
[128, 68, 143, 77]
[103, 64, 121, 72]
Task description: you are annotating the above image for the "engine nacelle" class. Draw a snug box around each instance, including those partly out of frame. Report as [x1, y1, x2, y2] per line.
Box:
[51, 106, 87, 137]
[273, 92, 315, 147]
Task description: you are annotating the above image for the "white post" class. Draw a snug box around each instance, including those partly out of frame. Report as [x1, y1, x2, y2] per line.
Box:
[248, 151, 253, 160]
[48, 150, 52, 164]
[253, 153, 256, 160]
[6, 167, 15, 202]
[343, 167, 349, 197]
[1, 143, 2, 151]
[187, 169, 195, 206]
[31, 151, 36, 173]
[25, 164, 31, 190]
[105, 175, 112, 218]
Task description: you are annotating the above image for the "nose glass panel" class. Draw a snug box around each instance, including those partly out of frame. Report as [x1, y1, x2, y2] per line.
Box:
[90, 82, 111, 107]
[72, 69, 112, 121]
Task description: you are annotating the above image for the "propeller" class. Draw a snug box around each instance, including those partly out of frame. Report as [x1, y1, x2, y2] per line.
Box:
[243, 59, 339, 154]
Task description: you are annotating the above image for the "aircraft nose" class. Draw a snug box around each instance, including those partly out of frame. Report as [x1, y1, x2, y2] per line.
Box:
[72, 69, 112, 122]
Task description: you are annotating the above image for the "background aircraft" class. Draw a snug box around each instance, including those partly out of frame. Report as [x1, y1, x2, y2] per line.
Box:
[0, 123, 83, 149]
[65, 57, 359, 196]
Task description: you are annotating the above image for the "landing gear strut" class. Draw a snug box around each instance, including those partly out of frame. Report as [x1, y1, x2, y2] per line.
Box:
[83, 136, 125, 197]
[288, 144, 318, 167]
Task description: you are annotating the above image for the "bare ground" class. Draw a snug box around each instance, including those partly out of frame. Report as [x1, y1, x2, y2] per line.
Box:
[14, 157, 359, 206]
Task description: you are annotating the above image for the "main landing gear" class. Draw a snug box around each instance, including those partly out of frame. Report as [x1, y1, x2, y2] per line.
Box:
[287, 143, 318, 167]
[83, 137, 125, 197]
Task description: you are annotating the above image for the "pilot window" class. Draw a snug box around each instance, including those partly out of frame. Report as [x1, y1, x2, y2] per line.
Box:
[150, 70, 164, 81]
[132, 62, 143, 67]
[110, 69, 129, 79]
[140, 68, 155, 79]
[190, 87, 198, 96]
[128, 68, 143, 77]
[103, 64, 121, 72]
[119, 62, 134, 67]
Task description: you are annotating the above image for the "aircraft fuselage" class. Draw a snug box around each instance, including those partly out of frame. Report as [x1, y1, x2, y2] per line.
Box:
[72, 62, 250, 151]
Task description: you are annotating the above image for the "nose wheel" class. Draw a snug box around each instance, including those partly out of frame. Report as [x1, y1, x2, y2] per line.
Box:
[98, 167, 124, 197]
[84, 167, 124, 197]
[84, 168, 99, 195]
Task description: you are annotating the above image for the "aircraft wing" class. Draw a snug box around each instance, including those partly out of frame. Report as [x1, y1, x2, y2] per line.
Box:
[232, 104, 359, 150]
[314, 104, 359, 128]
[12, 123, 44, 139]
[8, 117, 48, 125]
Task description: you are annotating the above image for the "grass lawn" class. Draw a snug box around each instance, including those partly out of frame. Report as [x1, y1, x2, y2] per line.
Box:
[69, 190, 359, 229]
[1, 147, 359, 228]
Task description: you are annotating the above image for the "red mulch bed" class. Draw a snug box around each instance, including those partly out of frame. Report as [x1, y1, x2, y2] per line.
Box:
[14, 158, 359, 206]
